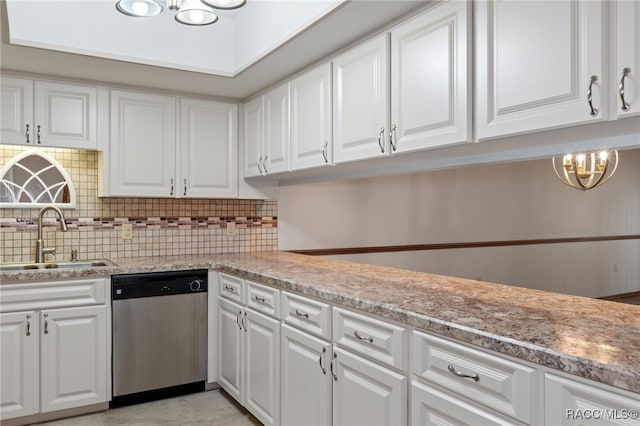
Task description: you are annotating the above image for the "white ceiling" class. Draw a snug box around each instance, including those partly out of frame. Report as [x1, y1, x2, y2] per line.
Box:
[1, 0, 427, 100]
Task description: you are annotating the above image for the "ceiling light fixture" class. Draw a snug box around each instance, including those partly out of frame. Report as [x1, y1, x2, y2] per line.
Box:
[552, 150, 619, 191]
[115, 0, 246, 26]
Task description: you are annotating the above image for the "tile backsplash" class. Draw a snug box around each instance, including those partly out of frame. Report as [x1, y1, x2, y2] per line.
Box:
[0, 146, 277, 263]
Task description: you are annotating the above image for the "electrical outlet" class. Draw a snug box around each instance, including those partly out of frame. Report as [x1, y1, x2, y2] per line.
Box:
[226, 222, 236, 236]
[121, 223, 132, 240]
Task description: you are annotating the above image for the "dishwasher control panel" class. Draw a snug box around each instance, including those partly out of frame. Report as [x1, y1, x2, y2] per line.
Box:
[111, 270, 208, 300]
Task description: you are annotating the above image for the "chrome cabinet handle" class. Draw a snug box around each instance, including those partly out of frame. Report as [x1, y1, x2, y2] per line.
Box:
[619, 67, 631, 111]
[319, 347, 327, 375]
[236, 310, 242, 330]
[224, 285, 236, 293]
[330, 352, 338, 381]
[254, 295, 265, 303]
[26, 314, 32, 336]
[377, 127, 385, 153]
[170, 178, 174, 196]
[295, 309, 309, 318]
[263, 156, 269, 175]
[587, 75, 599, 116]
[37, 125, 41, 144]
[242, 311, 247, 332]
[43, 313, 49, 334]
[390, 124, 397, 152]
[257, 156, 264, 175]
[183, 178, 187, 196]
[353, 330, 373, 343]
[447, 364, 479, 382]
[25, 124, 30, 143]
[321, 141, 328, 164]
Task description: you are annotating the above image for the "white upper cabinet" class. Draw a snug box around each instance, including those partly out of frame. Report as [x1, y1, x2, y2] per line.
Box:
[611, 0, 640, 118]
[1, 77, 98, 149]
[109, 90, 176, 197]
[333, 34, 390, 164]
[290, 62, 333, 170]
[179, 98, 238, 198]
[243, 96, 264, 178]
[390, 1, 471, 153]
[475, 0, 606, 140]
[264, 82, 291, 174]
[244, 83, 290, 178]
[108, 90, 238, 198]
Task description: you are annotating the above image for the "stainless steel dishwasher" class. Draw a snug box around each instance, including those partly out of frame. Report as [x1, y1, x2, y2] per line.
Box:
[111, 270, 207, 407]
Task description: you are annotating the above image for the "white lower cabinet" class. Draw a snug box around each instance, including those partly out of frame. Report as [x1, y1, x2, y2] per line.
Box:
[332, 346, 407, 426]
[545, 373, 640, 426]
[0, 278, 109, 422]
[0, 311, 38, 419]
[217, 275, 280, 426]
[281, 324, 332, 426]
[40, 306, 107, 413]
[411, 380, 525, 426]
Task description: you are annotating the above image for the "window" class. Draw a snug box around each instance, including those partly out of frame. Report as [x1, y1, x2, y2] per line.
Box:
[0, 148, 76, 208]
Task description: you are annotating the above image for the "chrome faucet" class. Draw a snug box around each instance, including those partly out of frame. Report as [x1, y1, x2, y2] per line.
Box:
[35, 205, 68, 263]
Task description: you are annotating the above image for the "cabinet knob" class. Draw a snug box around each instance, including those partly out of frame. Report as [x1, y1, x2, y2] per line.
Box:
[321, 141, 328, 164]
[319, 347, 327, 375]
[43, 312, 49, 334]
[37, 125, 41, 144]
[390, 124, 397, 152]
[25, 124, 30, 144]
[378, 127, 385, 153]
[183, 178, 188, 196]
[170, 178, 174, 196]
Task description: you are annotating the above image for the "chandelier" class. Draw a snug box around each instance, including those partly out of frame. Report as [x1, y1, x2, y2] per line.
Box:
[116, 0, 246, 26]
[552, 150, 619, 191]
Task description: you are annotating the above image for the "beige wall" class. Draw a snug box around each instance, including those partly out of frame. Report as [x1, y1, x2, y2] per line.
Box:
[278, 149, 640, 298]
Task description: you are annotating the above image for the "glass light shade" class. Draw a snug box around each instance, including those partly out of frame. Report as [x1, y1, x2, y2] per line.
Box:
[175, 0, 218, 25]
[116, 0, 163, 17]
[201, 0, 246, 10]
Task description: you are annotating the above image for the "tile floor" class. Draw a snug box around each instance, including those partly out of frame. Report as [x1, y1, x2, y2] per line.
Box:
[35, 390, 260, 426]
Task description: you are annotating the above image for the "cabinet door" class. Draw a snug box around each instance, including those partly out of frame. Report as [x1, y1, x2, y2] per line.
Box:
[411, 380, 525, 426]
[612, 0, 640, 118]
[0, 311, 38, 420]
[264, 82, 290, 174]
[332, 347, 407, 426]
[179, 98, 238, 198]
[243, 96, 264, 178]
[290, 62, 332, 170]
[34, 81, 98, 149]
[218, 297, 244, 403]
[244, 308, 280, 426]
[40, 305, 107, 413]
[390, 1, 471, 153]
[475, 0, 605, 140]
[281, 324, 332, 426]
[109, 90, 176, 197]
[333, 34, 389, 164]
[0, 76, 33, 146]
[545, 373, 640, 426]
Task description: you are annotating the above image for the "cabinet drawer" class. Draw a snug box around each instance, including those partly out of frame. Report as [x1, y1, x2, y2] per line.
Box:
[544, 373, 640, 426]
[0, 278, 107, 312]
[218, 273, 244, 304]
[412, 330, 536, 424]
[411, 380, 526, 426]
[333, 306, 407, 370]
[246, 280, 280, 318]
[281, 291, 331, 340]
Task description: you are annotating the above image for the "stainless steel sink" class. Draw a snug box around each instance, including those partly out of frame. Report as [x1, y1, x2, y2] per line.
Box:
[0, 259, 116, 271]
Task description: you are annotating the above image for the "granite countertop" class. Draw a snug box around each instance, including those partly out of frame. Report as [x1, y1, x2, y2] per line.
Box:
[2, 251, 639, 394]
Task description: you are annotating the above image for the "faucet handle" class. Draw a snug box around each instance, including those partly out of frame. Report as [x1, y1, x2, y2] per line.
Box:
[43, 247, 56, 256]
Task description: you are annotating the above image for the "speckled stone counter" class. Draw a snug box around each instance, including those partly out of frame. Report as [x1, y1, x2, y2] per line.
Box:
[2, 251, 639, 394]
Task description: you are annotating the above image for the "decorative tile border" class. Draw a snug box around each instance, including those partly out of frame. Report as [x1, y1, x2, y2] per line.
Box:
[0, 216, 277, 232]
